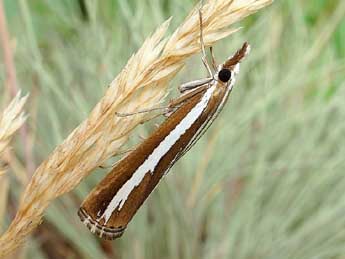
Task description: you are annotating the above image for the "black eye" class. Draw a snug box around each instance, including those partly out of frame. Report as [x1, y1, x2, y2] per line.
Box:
[218, 69, 232, 82]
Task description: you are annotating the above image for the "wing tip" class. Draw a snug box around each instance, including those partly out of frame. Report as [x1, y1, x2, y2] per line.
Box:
[78, 207, 126, 240]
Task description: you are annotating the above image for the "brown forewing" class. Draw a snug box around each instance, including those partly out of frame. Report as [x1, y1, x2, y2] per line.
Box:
[79, 82, 228, 239]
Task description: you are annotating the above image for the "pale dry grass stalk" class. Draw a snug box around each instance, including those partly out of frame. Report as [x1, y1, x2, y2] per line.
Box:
[0, 0, 273, 257]
[0, 93, 28, 228]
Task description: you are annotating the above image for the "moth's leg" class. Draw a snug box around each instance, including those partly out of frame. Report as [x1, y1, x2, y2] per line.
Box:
[178, 77, 212, 93]
[99, 157, 128, 169]
[198, 9, 213, 77]
[115, 106, 170, 117]
[138, 133, 146, 141]
[162, 83, 209, 117]
[116, 82, 209, 118]
[210, 46, 217, 70]
[99, 148, 135, 169]
[170, 83, 209, 108]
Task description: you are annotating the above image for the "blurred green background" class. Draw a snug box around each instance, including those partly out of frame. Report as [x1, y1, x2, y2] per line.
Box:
[1, 0, 345, 258]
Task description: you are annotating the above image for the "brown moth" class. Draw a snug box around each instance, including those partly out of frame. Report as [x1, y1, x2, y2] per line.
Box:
[78, 10, 250, 240]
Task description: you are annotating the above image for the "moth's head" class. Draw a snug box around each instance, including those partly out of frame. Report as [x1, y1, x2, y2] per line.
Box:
[216, 42, 250, 85]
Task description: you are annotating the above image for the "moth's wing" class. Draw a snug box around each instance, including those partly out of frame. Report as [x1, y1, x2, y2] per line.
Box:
[78, 87, 209, 240]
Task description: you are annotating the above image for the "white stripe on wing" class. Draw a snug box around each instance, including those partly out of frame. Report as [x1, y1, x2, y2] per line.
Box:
[98, 84, 217, 223]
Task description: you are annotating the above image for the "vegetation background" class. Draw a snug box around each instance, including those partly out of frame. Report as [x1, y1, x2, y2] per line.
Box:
[1, 0, 345, 258]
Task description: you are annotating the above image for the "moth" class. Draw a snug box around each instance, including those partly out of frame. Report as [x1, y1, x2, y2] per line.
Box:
[78, 10, 250, 240]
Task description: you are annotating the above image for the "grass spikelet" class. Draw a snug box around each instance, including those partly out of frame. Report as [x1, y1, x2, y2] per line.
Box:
[0, 0, 273, 256]
[0, 93, 28, 157]
[0, 93, 28, 229]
